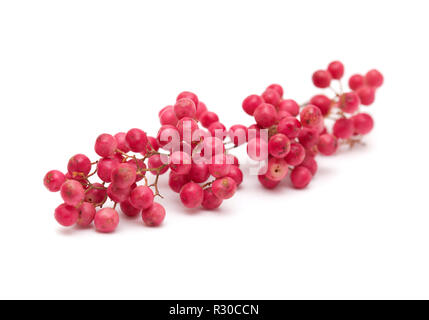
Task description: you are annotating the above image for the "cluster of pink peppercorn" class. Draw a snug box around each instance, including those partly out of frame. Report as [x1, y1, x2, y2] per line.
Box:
[242, 61, 383, 189]
[44, 60, 383, 233]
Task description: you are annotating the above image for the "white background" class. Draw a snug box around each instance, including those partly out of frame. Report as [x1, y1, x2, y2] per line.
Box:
[1, 0, 428, 299]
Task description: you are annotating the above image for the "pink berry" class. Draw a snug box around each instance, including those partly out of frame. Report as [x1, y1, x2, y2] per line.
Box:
[169, 151, 192, 175]
[298, 127, 320, 149]
[226, 154, 240, 167]
[148, 154, 169, 175]
[65, 172, 87, 183]
[97, 157, 119, 183]
[174, 98, 196, 120]
[196, 101, 208, 120]
[159, 105, 172, 118]
[357, 86, 376, 105]
[248, 124, 262, 140]
[258, 174, 280, 189]
[157, 125, 180, 150]
[300, 155, 318, 176]
[177, 117, 199, 140]
[349, 74, 365, 91]
[77, 202, 96, 227]
[145, 136, 159, 153]
[306, 145, 319, 158]
[189, 162, 210, 183]
[242, 94, 263, 116]
[278, 99, 299, 117]
[365, 69, 383, 88]
[199, 111, 219, 128]
[285, 142, 306, 166]
[67, 154, 91, 176]
[180, 182, 204, 208]
[201, 188, 223, 210]
[226, 165, 243, 186]
[254, 103, 277, 128]
[44, 170, 66, 192]
[247, 138, 268, 161]
[277, 117, 302, 139]
[209, 154, 231, 178]
[208, 121, 227, 140]
[107, 184, 130, 203]
[126, 128, 148, 153]
[277, 109, 292, 120]
[327, 61, 344, 79]
[229, 124, 248, 146]
[120, 198, 141, 217]
[60, 180, 85, 206]
[290, 166, 313, 189]
[261, 88, 281, 107]
[312, 70, 332, 88]
[95, 133, 117, 157]
[130, 186, 154, 210]
[300, 105, 323, 128]
[142, 202, 166, 227]
[317, 134, 338, 156]
[265, 157, 289, 181]
[310, 95, 332, 116]
[212, 177, 237, 199]
[333, 118, 354, 139]
[268, 133, 291, 158]
[54, 203, 79, 227]
[159, 106, 178, 126]
[168, 171, 191, 193]
[202, 136, 225, 158]
[267, 84, 283, 98]
[85, 183, 107, 205]
[114, 132, 131, 153]
[177, 91, 199, 108]
[111, 163, 136, 188]
[94, 208, 119, 233]
[339, 92, 360, 113]
[351, 113, 374, 135]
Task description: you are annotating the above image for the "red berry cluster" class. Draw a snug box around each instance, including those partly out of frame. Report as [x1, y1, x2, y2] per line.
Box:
[242, 61, 383, 190]
[158, 92, 241, 210]
[44, 61, 383, 233]
[44, 91, 243, 233]
[44, 129, 167, 232]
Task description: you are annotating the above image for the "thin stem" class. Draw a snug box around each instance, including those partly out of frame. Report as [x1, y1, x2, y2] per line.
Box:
[86, 168, 98, 178]
[202, 181, 213, 189]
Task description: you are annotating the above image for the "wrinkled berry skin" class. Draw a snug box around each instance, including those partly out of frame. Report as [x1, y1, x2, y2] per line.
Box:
[94, 208, 119, 233]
